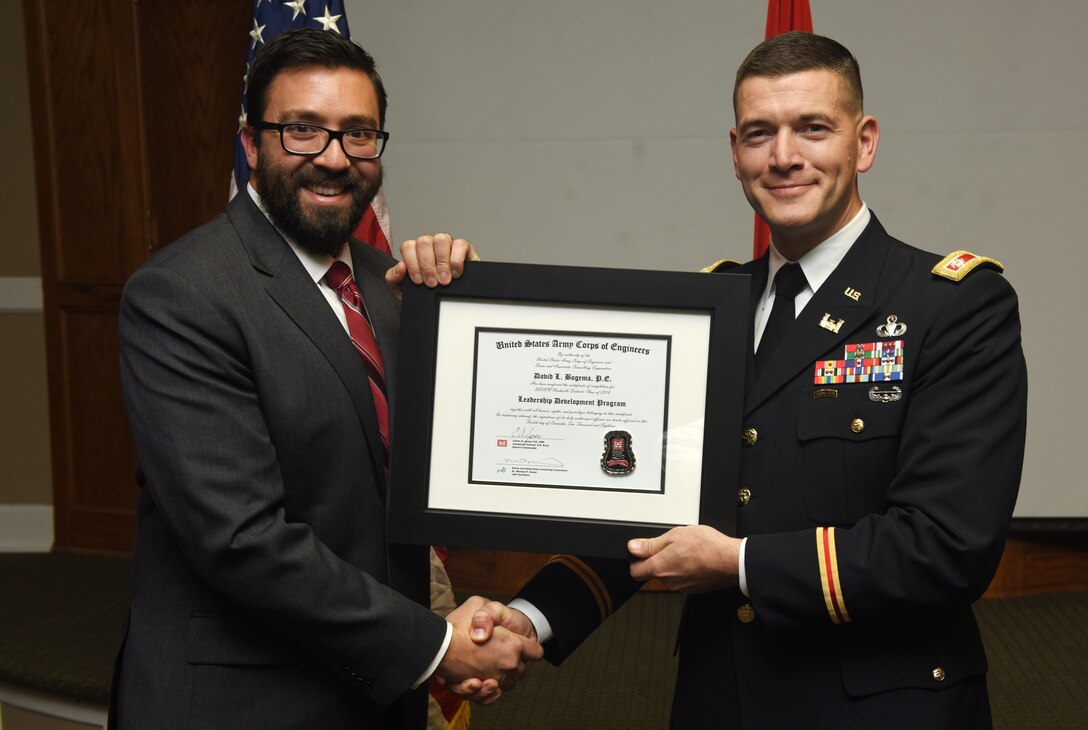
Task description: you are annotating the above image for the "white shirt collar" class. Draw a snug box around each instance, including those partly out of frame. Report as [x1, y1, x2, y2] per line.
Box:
[753, 204, 871, 350]
[765, 203, 871, 298]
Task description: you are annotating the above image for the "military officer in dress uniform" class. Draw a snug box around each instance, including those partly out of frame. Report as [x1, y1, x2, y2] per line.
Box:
[463, 31, 1027, 729]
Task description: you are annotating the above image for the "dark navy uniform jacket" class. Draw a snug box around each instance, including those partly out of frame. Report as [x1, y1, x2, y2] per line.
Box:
[516, 213, 1027, 729]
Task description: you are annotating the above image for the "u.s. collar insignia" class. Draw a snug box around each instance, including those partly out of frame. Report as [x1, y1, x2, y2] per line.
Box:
[876, 315, 907, 337]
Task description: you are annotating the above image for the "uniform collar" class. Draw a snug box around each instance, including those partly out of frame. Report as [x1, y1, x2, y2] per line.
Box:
[764, 203, 871, 301]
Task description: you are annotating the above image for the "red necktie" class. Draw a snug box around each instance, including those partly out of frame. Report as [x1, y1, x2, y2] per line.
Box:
[324, 261, 389, 457]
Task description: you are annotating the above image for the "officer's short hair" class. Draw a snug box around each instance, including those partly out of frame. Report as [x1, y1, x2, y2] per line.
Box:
[734, 31, 863, 117]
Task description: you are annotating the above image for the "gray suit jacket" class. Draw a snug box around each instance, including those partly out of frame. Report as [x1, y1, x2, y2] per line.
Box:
[110, 192, 445, 729]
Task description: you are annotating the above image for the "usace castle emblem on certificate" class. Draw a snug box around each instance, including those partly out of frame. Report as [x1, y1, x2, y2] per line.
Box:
[601, 430, 636, 476]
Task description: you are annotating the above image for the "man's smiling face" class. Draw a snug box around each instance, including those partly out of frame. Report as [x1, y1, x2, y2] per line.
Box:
[243, 65, 383, 256]
[730, 69, 878, 260]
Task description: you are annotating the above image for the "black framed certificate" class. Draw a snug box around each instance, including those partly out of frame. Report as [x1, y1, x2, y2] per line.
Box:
[388, 261, 749, 558]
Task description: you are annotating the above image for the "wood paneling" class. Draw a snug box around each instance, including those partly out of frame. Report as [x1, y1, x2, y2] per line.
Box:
[986, 532, 1088, 598]
[24, 0, 250, 553]
[445, 550, 554, 597]
[29, 0, 148, 284]
[138, 2, 249, 249]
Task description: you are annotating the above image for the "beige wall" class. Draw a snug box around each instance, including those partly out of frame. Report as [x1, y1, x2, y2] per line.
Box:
[1, 0, 52, 507]
[357, 0, 1088, 517]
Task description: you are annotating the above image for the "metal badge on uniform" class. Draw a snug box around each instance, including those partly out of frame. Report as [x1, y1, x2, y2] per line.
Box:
[814, 340, 905, 384]
[876, 315, 907, 337]
[844, 287, 861, 301]
[819, 313, 845, 334]
[868, 386, 902, 403]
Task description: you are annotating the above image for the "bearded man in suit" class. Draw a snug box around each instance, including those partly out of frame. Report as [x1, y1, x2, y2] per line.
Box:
[110, 28, 540, 730]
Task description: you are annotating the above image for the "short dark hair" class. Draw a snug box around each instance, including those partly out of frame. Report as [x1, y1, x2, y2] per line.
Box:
[246, 28, 388, 128]
[734, 32, 863, 116]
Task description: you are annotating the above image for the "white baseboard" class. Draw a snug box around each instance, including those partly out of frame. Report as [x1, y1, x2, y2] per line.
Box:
[0, 278, 43, 313]
[0, 505, 53, 552]
[0, 681, 106, 728]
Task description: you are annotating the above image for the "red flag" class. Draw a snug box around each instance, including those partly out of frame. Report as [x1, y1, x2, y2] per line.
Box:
[753, 0, 814, 258]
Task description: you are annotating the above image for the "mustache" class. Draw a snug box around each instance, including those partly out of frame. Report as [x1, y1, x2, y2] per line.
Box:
[294, 167, 361, 189]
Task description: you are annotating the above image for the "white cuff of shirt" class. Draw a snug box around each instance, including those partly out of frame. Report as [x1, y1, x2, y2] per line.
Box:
[507, 598, 553, 644]
[738, 537, 750, 597]
[412, 622, 453, 689]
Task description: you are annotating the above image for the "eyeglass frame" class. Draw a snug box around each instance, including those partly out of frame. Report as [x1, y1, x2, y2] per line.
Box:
[253, 121, 390, 160]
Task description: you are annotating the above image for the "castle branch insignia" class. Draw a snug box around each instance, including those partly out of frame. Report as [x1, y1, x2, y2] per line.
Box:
[819, 313, 845, 334]
[814, 340, 905, 385]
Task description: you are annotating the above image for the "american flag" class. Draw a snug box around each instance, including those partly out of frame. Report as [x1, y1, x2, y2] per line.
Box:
[231, 0, 393, 254]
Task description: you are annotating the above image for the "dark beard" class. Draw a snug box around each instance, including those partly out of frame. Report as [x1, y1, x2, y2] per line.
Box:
[254, 152, 381, 257]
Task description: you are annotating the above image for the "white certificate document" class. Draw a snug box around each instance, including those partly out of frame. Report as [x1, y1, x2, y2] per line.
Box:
[427, 299, 710, 526]
[470, 328, 668, 493]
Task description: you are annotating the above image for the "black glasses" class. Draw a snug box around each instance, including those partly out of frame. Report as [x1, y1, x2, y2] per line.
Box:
[255, 121, 389, 160]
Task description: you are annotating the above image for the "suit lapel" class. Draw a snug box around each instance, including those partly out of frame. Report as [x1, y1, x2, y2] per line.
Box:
[227, 194, 388, 486]
[350, 242, 399, 410]
[745, 217, 894, 416]
[739, 258, 769, 397]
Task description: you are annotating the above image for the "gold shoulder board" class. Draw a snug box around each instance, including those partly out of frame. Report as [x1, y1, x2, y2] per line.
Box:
[700, 258, 742, 273]
[931, 250, 1004, 281]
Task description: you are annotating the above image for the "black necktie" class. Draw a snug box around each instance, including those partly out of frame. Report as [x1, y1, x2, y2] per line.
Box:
[755, 264, 807, 374]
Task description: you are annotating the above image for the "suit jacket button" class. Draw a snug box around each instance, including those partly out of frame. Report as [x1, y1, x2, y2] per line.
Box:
[932, 666, 946, 682]
[738, 488, 751, 506]
[742, 427, 759, 446]
[850, 418, 865, 434]
[736, 603, 756, 623]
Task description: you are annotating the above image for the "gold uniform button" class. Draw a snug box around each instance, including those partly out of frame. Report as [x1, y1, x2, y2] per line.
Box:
[932, 667, 946, 682]
[742, 427, 759, 446]
[738, 488, 752, 506]
[736, 603, 756, 623]
[850, 418, 865, 434]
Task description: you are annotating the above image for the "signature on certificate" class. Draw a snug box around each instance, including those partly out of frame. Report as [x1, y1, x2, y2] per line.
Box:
[497, 457, 565, 468]
[511, 426, 543, 439]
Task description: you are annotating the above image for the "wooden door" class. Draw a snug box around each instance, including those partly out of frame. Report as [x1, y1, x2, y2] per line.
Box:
[24, 0, 249, 553]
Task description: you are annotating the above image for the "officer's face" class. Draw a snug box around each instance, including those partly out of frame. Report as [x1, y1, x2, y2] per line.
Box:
[730, 69, 878, 260]
[241, 66, 383, 257]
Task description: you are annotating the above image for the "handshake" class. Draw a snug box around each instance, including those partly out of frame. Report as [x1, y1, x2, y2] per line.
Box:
[432, 597, 541, 705]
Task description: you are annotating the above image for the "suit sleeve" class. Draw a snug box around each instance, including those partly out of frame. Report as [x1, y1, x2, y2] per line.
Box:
[119, 262, 446, 705]
[746, 269, 1027, 632]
